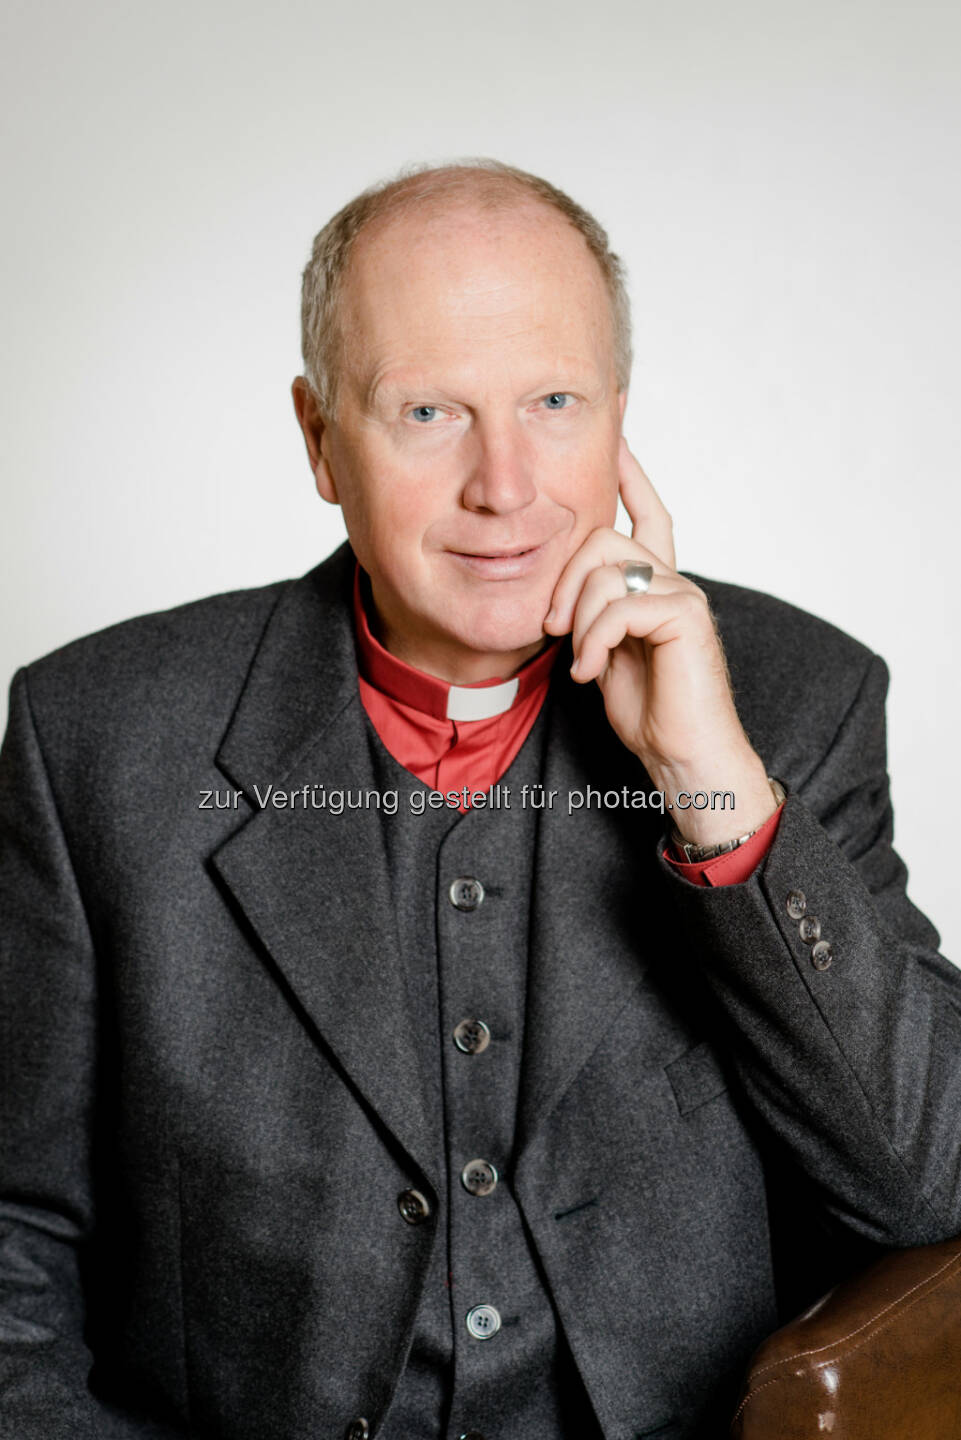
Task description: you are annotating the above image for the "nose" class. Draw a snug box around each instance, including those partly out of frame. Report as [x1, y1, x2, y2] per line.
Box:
[460, 417, 538, 516]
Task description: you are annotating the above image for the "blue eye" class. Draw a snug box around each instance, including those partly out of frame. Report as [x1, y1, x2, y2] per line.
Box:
[543, 393, 573, 409]
[410, 405, 439, 422]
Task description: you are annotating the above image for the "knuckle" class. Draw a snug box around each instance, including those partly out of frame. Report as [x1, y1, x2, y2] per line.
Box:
[592, 562, 621, 591]
[675, 589, 712, 628]
[680, 585, 708, 613]
[587, 524, 618, 549]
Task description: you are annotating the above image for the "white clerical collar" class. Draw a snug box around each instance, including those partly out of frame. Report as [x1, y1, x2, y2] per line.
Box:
[445, 677, 520, 721]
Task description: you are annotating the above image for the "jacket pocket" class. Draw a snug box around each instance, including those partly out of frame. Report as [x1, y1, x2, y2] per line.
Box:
[665, 1041, 728, 1116]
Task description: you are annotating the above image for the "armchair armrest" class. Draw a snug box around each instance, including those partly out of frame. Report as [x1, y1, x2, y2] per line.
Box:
[731, 1235, 961, 1438]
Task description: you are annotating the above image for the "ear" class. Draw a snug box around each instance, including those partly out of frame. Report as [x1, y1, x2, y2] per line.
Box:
[291, 376, 340, 505]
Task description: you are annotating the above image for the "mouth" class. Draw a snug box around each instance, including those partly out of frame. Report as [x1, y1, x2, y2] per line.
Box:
[448, 541, 551, 580]
[461, 545, 542, 559]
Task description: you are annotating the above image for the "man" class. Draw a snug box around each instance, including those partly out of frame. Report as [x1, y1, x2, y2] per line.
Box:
[1, 160, 959, 1440]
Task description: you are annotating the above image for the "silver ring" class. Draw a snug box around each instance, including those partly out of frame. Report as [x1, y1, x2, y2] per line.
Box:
[620, 560, 654, 596]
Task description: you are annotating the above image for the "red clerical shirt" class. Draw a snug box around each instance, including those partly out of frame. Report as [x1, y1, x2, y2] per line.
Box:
[351, 564, 781, 886]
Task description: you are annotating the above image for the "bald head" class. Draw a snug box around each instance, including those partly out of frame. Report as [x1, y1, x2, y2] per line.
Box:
[299, 160, 632, 418]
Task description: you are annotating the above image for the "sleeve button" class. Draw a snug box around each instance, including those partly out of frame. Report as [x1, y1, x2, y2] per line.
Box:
[798, 914, 822, 944]
[811, 940, 833, 971]
[785, 890, 807, 919]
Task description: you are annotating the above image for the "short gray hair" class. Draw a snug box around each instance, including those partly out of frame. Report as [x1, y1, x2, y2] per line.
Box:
[300, 158, 632, 417]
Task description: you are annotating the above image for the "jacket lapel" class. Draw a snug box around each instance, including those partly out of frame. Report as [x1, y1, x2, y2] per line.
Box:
[209, 544, 440, 1187]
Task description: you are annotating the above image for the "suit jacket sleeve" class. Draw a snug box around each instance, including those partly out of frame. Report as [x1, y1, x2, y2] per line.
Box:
[0, 669, 183, 1439]
[657, 649, 961, 1249]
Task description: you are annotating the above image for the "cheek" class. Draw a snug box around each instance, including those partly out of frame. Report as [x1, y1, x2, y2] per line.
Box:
[553, 452, 619, 533]
[346, 477, 447, 578]
[591, 471, 620, 526]
[333, 450, 423, 539]
[541, 416, 619, 506]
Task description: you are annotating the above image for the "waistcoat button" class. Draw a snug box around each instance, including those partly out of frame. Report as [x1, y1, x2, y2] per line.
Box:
[459, 1432, 487, 1439]
[461, 1159, 498, 1196]
[453, 1018, 491, 1055]
[449, 877, 485, 911]
[397, 1189, 431, 1224]
[345, 1420, 369, 1440]
[465, 1304, 501, 1339]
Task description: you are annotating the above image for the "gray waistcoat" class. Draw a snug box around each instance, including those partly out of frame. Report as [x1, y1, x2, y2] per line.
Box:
[364, 710, 602, 1440]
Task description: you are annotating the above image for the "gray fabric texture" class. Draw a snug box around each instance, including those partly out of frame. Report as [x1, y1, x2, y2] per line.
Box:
[1, 539, 960, 1440]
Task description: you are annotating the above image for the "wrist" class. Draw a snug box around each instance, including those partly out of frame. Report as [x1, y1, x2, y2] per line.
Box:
[674, 771, 783, 858]
[659, 755, 779, 849]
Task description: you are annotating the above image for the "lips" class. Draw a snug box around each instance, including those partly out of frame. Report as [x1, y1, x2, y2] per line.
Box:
[448, 542, 551, 580]
[459, 546, 542, 559]
[451, 532, 556, 556]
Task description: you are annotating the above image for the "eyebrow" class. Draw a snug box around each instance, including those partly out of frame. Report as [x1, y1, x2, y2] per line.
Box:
[365, 373, 448, 409]
[365, 369, 602, 411]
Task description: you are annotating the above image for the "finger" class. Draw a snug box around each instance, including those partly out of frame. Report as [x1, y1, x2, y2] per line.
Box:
[570, 565, 680, 659]
[570, 589, 706, 683]
[618, 438, 676, 570]
[546, 530, 674, 637]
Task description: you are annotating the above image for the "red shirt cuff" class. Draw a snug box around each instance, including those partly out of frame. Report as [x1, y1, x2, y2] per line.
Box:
[664, 803, 785, 887]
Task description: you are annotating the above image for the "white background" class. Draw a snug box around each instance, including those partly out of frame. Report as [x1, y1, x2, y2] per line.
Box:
[2, 1, 958, 958]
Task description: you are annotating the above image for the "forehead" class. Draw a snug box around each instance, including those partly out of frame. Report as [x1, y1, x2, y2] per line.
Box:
[336, 199, 615, 385]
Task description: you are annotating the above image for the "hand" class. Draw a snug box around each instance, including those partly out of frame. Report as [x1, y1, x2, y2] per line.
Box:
[544, 439, 778, 846]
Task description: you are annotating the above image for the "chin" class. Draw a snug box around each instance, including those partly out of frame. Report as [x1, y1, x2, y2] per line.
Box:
[455, 601, 548, 661]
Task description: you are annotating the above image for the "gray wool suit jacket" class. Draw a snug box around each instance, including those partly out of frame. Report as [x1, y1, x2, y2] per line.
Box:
[2, 540, 961, 1440]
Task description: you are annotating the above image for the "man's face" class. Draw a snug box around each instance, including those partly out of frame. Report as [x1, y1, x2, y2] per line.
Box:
[297, 200, 626, 682]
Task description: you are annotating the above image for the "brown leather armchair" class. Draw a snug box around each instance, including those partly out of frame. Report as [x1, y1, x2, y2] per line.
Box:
[731, 1235, 961, 1436]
